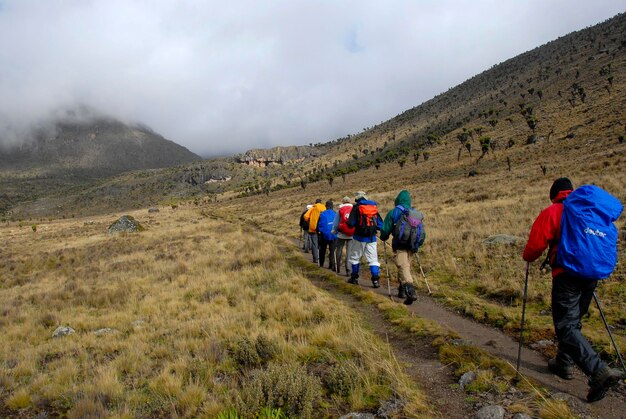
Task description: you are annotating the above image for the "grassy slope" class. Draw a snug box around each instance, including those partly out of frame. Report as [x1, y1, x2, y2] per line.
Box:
[0, 206, 430, 417]
[212, 122, 626, 364]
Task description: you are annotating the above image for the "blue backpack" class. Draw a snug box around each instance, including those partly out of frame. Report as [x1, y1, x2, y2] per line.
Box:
[557, 185, 623, 280]
[317, 210, 337, 241]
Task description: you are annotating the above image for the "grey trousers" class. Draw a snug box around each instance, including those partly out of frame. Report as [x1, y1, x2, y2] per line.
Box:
[335, 238, 352, 275]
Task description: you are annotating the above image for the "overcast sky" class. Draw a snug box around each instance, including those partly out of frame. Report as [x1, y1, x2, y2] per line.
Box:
[1, 1, 625, 156]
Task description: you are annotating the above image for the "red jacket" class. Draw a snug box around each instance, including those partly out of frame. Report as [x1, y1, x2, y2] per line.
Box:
[522, 190, 572, 277]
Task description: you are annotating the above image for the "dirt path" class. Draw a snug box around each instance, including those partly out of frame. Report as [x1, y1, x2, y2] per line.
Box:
[291, 243, 626, 418]
[290, 253, 472, 418]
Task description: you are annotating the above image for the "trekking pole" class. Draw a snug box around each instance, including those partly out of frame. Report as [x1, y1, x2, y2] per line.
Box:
[414, 253, 432, 294]
[593, 291, 626, 374]
[299, 228, 303, 249]
[516, 262, 530, 378]
[382, 241, 392, 299]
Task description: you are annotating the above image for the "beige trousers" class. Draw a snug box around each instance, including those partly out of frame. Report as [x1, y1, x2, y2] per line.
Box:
[395, 249, 414, 285]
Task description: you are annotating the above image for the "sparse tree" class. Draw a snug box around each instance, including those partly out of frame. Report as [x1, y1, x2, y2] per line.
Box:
[465, 141, 472, 156]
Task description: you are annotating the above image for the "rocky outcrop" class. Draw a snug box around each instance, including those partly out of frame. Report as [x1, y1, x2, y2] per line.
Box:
[108, 215, 144, 234]
[235, 145, 325, 167]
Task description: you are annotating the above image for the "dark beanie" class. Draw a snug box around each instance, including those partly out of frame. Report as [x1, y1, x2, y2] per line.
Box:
[325, 200, 334, 209]
[549, 177, 573, 201]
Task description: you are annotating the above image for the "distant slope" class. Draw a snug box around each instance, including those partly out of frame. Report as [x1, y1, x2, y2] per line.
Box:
[4, 12, 626, 218]
[282, 12, 626, 184]
[0, 116, 201, 175]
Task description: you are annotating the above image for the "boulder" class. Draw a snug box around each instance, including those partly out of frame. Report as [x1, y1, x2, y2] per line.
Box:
[108, 215, 144, 234]
[52, 326, 75, 338]
[459, 371, 477, 390]
[475, 405, 505, 419]
[94, 328, 118, 336]
[148, 207, 159, 213]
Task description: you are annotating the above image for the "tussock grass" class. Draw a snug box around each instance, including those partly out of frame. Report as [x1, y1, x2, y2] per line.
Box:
[0, 206, 430, 417]
[213, 130, 626, 365]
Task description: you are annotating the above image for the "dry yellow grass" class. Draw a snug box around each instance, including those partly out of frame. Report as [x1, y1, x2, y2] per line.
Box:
[0, 205, 430, 417]
[213, 120, 626, 362]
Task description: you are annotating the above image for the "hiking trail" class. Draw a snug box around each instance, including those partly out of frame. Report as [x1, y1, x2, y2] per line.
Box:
[289, 240, 626, 418]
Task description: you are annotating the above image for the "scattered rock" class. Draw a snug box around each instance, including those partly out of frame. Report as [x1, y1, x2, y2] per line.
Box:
[52, 326, 75, 338]
[94, 328, 118, 336]
[529, 339, 554, 350]
[483, 235, 524, 246]
[148, 207, 159, 213]
[377, 398, 404, 418]
[459, 371, 477, 390]
[450, 339, 472, 346]
[108, 215, 144, 234]
[511, 414, 532, 419]
[552, 392, 588, 414]
[84, 220, 95, 226]
[468, 169, 479, 177]
[339, 413, 375, 419]
[132, 320, 145, 329]
[475, 405, 505, 419]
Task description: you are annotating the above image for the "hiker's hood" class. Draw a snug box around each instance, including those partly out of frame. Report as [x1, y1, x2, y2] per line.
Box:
[552, 189, 572, 204]
[339, 203, 352, 209]
[394, 190, 411, 208]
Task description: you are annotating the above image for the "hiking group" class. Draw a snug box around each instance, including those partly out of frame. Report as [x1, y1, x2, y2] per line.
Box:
[299, 178, 624, 402]
[300, 190, 425, 305]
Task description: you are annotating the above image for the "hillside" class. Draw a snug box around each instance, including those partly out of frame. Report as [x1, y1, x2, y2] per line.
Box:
[2, 13, 626, 418]
[0, 115, 201, 174]
[0, 112, 202, 216]
[4, 13, 626, 219]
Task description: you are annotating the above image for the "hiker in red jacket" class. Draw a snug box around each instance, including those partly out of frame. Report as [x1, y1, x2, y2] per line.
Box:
[523, 177, 622, 402]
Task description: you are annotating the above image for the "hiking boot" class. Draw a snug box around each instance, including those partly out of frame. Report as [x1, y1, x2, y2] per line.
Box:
[548, 358, 574, 380]
[348, 274, 359, 285]
[403, 283, 417, 305]
[397, 284, 407, 299]
[371, 276, 380, 288]
[587, 366, 622, 402]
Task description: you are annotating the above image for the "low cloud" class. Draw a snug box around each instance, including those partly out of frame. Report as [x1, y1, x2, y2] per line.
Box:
[1, 0, 624, 156]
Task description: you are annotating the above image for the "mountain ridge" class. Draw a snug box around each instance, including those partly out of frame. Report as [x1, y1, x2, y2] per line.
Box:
[0, 115, 202, 175]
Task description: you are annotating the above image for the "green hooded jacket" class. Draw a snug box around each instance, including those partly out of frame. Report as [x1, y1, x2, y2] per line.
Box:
[380, 190, 426, 248]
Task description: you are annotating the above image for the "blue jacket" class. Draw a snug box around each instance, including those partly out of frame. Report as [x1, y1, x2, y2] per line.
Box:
[318, 209, 337, 241]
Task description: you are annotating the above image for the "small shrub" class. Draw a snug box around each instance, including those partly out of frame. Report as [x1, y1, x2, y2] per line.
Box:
[230, 337, 261, 369]
[236, 363, 321, 419]
[324, 363, 357, 397]
[255, 335, 278, 364]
